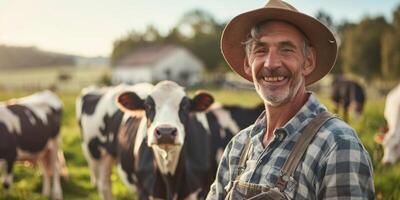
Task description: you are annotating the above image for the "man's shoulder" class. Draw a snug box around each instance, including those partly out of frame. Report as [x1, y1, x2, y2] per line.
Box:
[316, 116, 365, 150]
[224, 124, 256, 155]
[231, 124, 254, 144]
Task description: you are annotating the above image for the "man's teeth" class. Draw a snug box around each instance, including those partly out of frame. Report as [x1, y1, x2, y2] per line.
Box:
[263, 76, 285, 82]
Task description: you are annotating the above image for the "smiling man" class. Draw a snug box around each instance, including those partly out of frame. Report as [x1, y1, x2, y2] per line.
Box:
[206, 0, 375, 199]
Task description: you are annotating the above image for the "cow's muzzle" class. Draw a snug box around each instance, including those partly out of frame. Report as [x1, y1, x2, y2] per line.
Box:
[154, 125, 178, 145]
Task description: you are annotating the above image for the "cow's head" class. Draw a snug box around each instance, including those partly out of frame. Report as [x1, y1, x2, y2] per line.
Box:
[117, 81, 213, 174]
[374, 121, 400, 165]
[377, 125, 400, 165]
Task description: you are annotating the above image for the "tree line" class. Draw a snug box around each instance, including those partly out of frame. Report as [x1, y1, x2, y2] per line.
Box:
[0, 45, 75, 69]
[112, 6, 400, 82]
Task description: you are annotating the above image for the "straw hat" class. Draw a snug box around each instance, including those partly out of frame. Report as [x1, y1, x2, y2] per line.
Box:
[221, 0, 338, 85]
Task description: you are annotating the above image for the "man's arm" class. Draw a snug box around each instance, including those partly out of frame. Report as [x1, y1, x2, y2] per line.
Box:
[317, 134, 375, 199]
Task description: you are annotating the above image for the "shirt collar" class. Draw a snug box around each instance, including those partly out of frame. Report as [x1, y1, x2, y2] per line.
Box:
[250, 92, 328, 140]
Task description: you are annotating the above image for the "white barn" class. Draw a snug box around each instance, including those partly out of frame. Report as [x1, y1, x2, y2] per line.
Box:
[112, 45, 204, 86]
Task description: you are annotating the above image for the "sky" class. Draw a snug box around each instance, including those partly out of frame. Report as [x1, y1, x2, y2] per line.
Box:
[0, 0, 399, 57]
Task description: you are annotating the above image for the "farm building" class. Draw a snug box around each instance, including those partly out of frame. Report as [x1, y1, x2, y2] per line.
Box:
[112, 45, 204, 86]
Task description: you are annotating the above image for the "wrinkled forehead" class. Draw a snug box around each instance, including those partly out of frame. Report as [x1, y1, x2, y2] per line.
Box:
[250, 20, 308, 47]
[149, 81, 186, 106]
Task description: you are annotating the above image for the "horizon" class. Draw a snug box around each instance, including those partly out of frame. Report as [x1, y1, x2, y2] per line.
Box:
[0, 0, 399, 57]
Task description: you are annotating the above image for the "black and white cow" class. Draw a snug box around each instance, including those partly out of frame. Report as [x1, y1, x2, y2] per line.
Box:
[76, 83, 153, 200]
[0, 90, 64, 200]
[116, 80, 214, 200]
[78, 81, 264, 200]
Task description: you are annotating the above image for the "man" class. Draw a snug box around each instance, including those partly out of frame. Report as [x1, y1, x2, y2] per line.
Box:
[206, 0, 375, 199]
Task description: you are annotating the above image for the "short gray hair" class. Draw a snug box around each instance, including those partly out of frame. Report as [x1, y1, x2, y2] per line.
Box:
[243, 20, 311, 58]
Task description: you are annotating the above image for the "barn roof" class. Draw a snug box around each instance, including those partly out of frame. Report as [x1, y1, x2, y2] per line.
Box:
[115, 45, 181, 67]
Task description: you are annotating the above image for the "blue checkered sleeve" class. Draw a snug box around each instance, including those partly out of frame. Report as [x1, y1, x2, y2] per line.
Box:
[316, 125, 375, 199]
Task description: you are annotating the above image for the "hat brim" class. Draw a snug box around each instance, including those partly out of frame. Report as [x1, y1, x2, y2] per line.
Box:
[221, 7, 338, 85]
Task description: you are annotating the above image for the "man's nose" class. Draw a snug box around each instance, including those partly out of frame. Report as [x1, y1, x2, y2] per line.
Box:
[264, 50, 281, 69]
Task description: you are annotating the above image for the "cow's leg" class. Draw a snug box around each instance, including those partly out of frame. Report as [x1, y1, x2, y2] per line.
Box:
[41, 151, 52, 197]
[49, 139, 63, 200]
[82, 143, 99, 187]
[343, 106, 349, 122]
[2, 160, 14, 190]
[58, 150, 69, 179]
[98, 154, 113, 200]
[333, 103, 339, 114]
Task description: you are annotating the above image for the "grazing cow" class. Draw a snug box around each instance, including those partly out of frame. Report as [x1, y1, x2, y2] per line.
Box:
[375, 84, 400, 165]
[116, 80, 214, 200]
[0, 91, 64, 200]
[330, 76, 366, 122]
[76, 83, 153, 200]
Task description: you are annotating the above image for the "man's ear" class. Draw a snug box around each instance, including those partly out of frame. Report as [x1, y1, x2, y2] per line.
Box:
[303, 47, 316, 76]
[244, 56, 252, 77]
[116, 91, 145, 112]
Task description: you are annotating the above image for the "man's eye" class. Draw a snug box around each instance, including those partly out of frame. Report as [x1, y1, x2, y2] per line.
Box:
[282, 48, 294, 52]
[254, 48, 266, 54]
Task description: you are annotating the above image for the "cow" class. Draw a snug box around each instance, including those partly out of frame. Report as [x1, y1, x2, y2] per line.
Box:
[77, 81, 265, 200]
[375, 83, 400, 165]
[330, 75, 366, 122]
[76, 83, 153, 200]
[116, 80, 214, 200]
[0, 90, 64, 200]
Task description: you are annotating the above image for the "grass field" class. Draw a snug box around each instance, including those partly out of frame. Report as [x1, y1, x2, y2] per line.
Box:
[0, 85, 399, 199]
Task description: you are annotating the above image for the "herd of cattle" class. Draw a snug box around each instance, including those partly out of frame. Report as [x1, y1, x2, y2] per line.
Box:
[0, 80, 264, 200]
[0, 79, 399, 200]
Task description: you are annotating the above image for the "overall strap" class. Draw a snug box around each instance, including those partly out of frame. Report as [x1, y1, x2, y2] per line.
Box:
[235, 111, 265, 181]
[275, 111, 335, 192]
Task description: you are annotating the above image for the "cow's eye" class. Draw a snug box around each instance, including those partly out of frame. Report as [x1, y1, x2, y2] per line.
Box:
[144, 97, 156, 120]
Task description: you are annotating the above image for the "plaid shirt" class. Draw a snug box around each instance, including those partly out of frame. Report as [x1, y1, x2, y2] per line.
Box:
[206, 93, 375, 200]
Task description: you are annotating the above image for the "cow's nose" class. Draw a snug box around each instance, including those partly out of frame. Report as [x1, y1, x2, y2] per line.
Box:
[382, 161, 393, 166]
[154, 125, 177, 144]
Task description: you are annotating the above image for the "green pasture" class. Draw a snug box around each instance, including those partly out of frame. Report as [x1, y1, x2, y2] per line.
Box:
[0, 84, 399, 199]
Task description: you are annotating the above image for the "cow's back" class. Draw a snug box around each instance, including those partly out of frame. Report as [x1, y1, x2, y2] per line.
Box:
[0, 91, 62, 153]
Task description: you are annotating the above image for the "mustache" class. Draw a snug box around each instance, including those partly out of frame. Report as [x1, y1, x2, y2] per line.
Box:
[257, 68, 291, 78]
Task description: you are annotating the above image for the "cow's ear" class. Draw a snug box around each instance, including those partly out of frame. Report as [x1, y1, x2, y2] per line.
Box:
[191, 92, 214, 112]
[116, 91, 145, 112]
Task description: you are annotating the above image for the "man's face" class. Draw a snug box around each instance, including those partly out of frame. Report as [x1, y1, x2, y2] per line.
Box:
[246, 21, 314, 107]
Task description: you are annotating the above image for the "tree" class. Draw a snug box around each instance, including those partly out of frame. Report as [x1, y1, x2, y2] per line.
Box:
[333, 21, 357, 75]
[110, 9, 226, 72]
[381, 6, 400, 80]
[111, 25, 163, 65]
[341, 17, 389, 80]
[172, 9, 225, 72]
